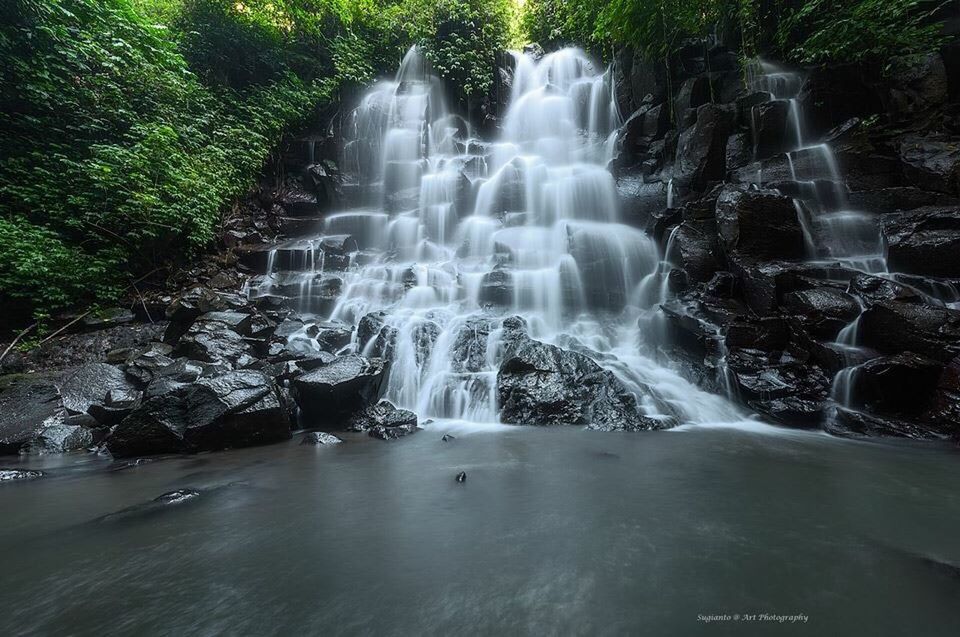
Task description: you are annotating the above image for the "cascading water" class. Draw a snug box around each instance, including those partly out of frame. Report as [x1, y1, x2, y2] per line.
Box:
[249, 47, 743, 428]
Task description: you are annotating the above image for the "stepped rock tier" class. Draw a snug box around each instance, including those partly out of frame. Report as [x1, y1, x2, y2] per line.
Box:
[245, 47, 741, 429]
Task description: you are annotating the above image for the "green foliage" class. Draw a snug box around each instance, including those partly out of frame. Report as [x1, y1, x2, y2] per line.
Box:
[520, 1, 946, 67]
[773, 0, 947, 65]
[0, 0, 518, 319]
[0, 0, 327, 317]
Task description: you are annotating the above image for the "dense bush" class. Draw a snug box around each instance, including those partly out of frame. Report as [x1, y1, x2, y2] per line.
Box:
[521, 0, 946, 66]
[0, 0, 515, 323]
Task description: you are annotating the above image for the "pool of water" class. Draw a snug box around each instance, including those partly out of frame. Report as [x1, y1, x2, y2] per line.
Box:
[1, 423, 958, 636]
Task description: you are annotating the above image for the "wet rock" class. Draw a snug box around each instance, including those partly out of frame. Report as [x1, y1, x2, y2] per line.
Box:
[478, 269, 512, 307]
[59, 363, 134, 420]
[675, 76, 712, 112]
[674, 103, 735, 191]
[782, 287, 861, 339]
[847, 274, 922, 306]
[174, 321, 255, 370]
[715, 186, 804, 260]
[829, 408, 942, 440]
[847, 187, 959, 214]
[898, 136, 960, 195]
[107, 370, 290, 457]
[455, 471, 467, 483]
[0, 469, 44, 482]
[674, 221, 722, 283]
[123, 345, 176, 386]
[0, 375, 62, 454]
[292, 355, 388, 422]
[441, 434, 456, 442]
[450, 316, 495, 373]
[21, 419, 98, 455]
[348, 400, 417, 433]
[850, 353, 942, 415]
[749, 100, 798, 159]
[357, 311, 396, 357]
[615, 173, 668, 226]
[881, 206, 960, 278]
[301, 432, 343, 445]
[860, 301, 960, 363]
[369, 423, 419, 440]
[497, 335, 651, 430]
[195, 311, 253, 335]
[796, 64, 883, 140]
[315, 324, 353, 353]
[750, 396, 824, 426]
[87, 387, 143, 426]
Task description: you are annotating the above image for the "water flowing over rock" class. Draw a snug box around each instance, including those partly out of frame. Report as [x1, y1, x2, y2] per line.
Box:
[236, 45, 753, 432]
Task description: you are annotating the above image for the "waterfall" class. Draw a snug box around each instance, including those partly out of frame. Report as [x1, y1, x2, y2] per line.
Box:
[250, 46, 743, 427]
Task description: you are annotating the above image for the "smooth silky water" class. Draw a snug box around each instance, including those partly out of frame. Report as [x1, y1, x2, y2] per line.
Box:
[2, 50, 958, 635]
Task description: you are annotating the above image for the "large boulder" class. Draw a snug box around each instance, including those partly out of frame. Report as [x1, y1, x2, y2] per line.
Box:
[497, 332, 652, 430]
[715, 187, 805, 260]
[860, 301, 960, 363]
[897, 136, 960, 195]
[59, 363, 134, 418]
[881, 206, 960, 277]
[748, 100, 799, 159]
[796, 64, 884, 141]
[347, 400, 419, 440]
[0, 376, 62, 454]
[292, 355, 388, 423]
[849, 353, 943, 416]
[674, 104, 734, 191]
[174, 320, 256, 369]
[674, 221, 722, 283]
[107, 370, 290, 457]
[782, 287, 862, 340]
[21, 418, 100, 455]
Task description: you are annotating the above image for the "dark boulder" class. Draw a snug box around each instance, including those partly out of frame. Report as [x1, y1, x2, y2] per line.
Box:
[796, 64, 883, 141]
[782, 287, 861, 339]
[881, 206, 960, 278]
[369, 423, 419, 440]
[449, 317, 495, 373]
[21, 419, 99, 455]
[748, 100, 799, 159]
[0, 375, 62, 454]
[315, 324, 353, 353]
[292, 355, 388, 423]
[87, 388, 143, 426]
[850, 353, 942, 415]
[347, 399, 417, 431]
[674, 221, 722, 283]
[106, 370, 290, 457]
[860, 301, 960, 363]
[674, 104, 734, 191]
[497, 333, 650, 430]
[847, 274, 922, 306]
[829, 407, 943, 440]
[715, 187, 805, 260]
[675, 76, 712, 112]
[59, 363, 134, 418]
[847, 187, 958, 214]
[174, 320, 256, 370]
[897, 136, 960, 195]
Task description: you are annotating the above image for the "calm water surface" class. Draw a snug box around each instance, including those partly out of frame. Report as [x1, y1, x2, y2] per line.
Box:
[1, 423, 958, 636]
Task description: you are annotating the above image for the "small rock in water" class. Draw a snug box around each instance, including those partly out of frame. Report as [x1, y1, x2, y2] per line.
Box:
[455, 471, 467, 483]
[368, 424, 419, 440]
[154, 489, 200, 505]
[0, 469, 44, 482]
[441, 434, 456, 442]
[301, 432, 343, 445]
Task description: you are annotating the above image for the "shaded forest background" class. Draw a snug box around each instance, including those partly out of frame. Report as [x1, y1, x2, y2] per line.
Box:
[0, 0, 949, 328]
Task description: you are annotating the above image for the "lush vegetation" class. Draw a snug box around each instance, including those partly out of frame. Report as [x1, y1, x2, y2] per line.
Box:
[0, 0, 516, 324]
[521, 0, 947, 63]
